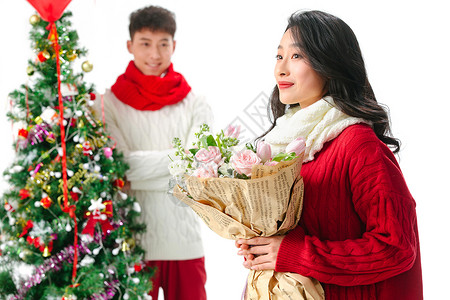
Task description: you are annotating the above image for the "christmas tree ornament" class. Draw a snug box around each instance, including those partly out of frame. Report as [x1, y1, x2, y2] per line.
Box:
[126, 237, 136, 249]
[29, 14, 40, 26]
[4, 201, 15, 212]
[26, 0, 72, 22]
[103, 147, 113, 158]
[92, 246, 102, 255]
[18, 129, 30, 149]
[45, 132, 56, 143]
[26, 65, 35, 76]
[40, 107, 58, 125]
[77, 119, 84, 128]
[81, 60, 93, 72]
[61, 83, 78, 101]
[111, 247, 120, 256]
[121, 240, 130, 252]
[42, 245, 50, 257]
[132, 277, 140, 284]
[40, 196, 53, 209]
[134, 263, 142, 272]
[113, 179, 124, 189]
[37, 50, 51, 62]
[82, 141, 92, 156]
[61, 293, 77, 300]
[66, 50, 77, 61]
[19, 188, 31, 200]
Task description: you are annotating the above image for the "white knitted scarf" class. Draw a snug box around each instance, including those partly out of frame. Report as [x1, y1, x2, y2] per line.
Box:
[264, 96, 370, 163]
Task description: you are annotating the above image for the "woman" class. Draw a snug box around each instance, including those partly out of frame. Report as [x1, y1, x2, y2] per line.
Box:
[236, 10, 423, 300]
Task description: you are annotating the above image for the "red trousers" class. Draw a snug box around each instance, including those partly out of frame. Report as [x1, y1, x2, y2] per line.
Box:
[146, 257, 207, 300]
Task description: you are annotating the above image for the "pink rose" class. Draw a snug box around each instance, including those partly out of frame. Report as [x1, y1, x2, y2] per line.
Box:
[195, 146, 222, 164]
[193, 162, 219, 178]
[256, 141, 272, 163]
[264, 160, 279, 166]
[286, 137, 306, 156]
[224, 124, 241, 139]
[231, 149, 261, 177]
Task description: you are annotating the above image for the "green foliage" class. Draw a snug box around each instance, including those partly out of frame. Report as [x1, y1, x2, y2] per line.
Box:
[0, 271, 17, 295]
[0, 11, 152, 299]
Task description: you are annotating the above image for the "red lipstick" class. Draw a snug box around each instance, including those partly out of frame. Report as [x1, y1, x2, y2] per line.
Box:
[278, 81, 294, 89]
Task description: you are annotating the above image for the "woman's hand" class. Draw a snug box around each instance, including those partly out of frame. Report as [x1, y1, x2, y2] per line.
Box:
[236, 236, 285, 271]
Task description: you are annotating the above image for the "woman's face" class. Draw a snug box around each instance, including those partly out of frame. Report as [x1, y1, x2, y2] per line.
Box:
[274, 29, 326, 108]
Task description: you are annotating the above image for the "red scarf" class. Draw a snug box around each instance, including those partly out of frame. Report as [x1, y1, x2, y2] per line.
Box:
[111, 61, 191, 111]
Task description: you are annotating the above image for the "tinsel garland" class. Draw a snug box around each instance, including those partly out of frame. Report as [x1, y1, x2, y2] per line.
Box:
[11, 232, 122, 300]
[89, 279, 119, 300]
[11, 242, 90, 300]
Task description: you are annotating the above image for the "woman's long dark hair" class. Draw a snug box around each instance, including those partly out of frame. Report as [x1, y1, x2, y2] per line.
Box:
[261, 10, 400, 153]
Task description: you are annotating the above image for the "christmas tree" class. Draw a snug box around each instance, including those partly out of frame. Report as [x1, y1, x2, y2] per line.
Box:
[0, 8, 153, 300]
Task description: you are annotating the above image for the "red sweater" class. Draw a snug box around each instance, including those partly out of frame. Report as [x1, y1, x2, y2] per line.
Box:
[276, 124, 423, 300]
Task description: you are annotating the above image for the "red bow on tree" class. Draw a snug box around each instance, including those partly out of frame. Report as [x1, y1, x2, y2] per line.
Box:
[19, 220, 34, 238]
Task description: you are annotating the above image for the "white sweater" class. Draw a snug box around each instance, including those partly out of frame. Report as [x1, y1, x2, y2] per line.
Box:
[93, 89, 213, 260]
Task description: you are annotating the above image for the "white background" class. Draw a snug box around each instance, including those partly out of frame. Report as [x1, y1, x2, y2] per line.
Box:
[1, 0, 449, 299]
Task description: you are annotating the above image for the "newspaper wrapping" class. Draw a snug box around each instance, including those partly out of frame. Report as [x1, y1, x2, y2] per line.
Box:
[173, 154, 324, 299]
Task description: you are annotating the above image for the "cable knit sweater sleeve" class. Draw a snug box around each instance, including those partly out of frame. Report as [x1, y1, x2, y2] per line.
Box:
[275, 125, 418, 286]
[124, 94, 213, 187]
[93, 90, 212, 191]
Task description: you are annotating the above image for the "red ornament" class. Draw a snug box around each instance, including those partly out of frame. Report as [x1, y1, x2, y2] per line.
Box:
[134, 263, 142, 272]
[89, 93, 96, 100]
[4, 201, 15, 212]
[18, 129, 29, 138]
[40, 196, 53, 208]
[26, 0, 72, 22]
[19, 189, 31, 200]
[113, 179, 125, 189]
[70, 191, 79, 202]
[37, 51, 49, 62]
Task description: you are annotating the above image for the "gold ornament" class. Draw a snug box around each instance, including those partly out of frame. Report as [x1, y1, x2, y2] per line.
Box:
[66, 50, 77, 61]
[34, 116, 43, 124]
[46, 132, 56, 143]
[42, 245, 51, 257]
[26, 65, 35, 76]
[29, 14, 40, 26]
[125, 237, 136, 249]
[81, 60, 93, 72]
[77, 119, 85, 128]
[121, 241, 130, 252]
[42, 185, 51, 194]
[42, 50, 51, 60]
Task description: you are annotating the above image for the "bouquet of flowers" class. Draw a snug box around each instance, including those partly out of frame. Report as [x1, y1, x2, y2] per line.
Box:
[169, 124, 324, 300]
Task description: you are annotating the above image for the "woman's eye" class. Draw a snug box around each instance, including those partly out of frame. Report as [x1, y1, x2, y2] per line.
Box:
[292, 54, 302, 59]
[276, 54, 282, 60]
